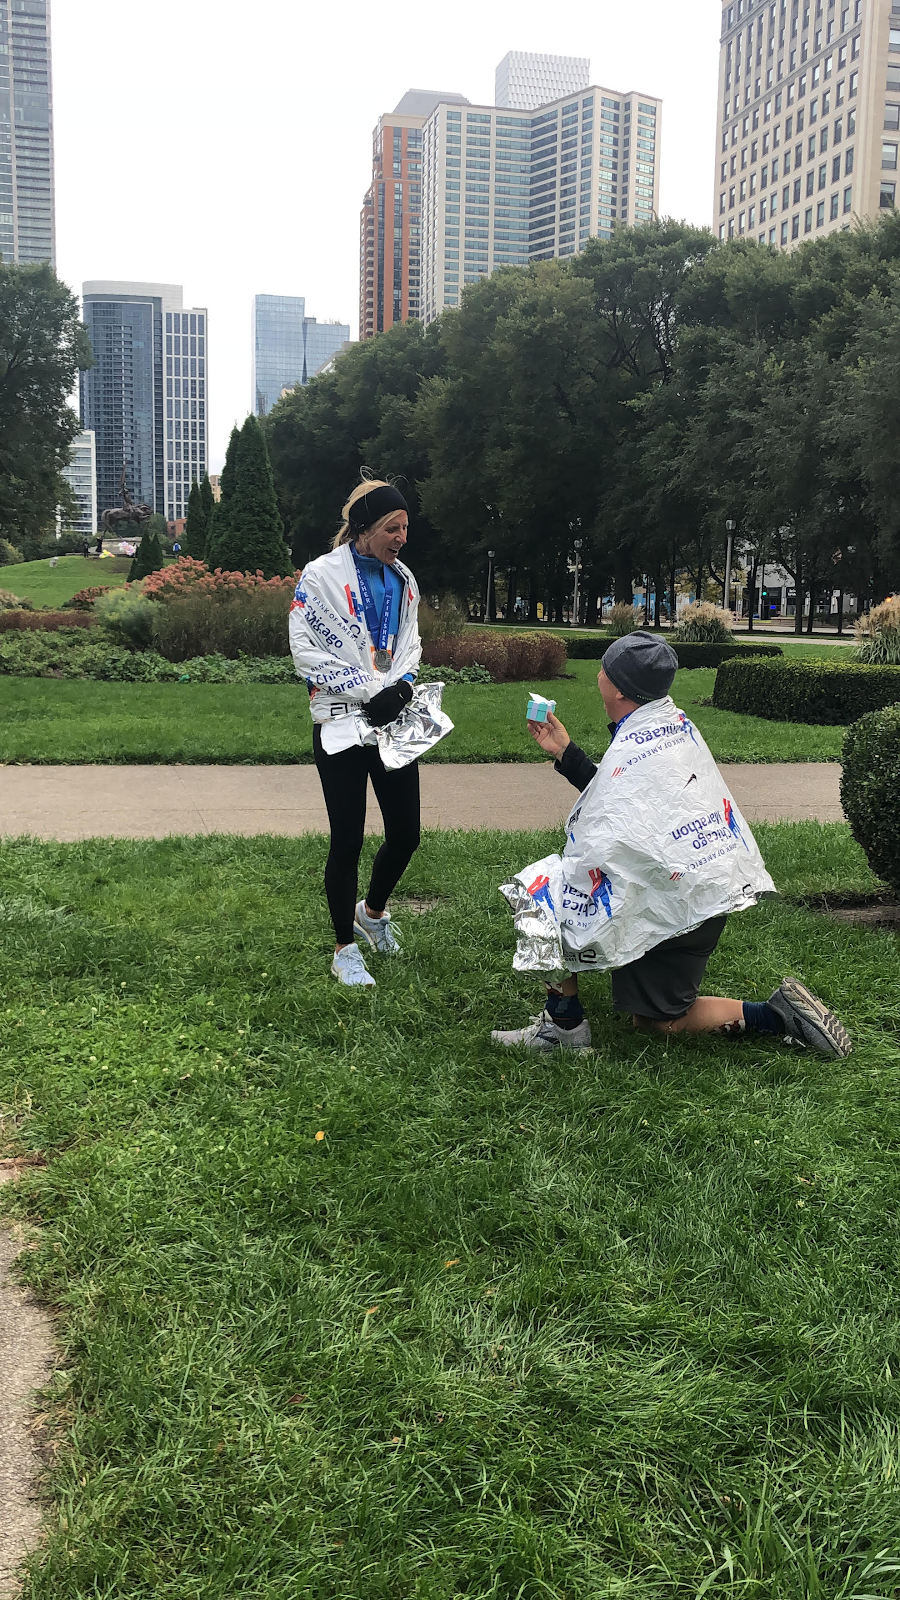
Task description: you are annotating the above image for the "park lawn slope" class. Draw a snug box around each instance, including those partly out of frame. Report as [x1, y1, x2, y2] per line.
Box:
[0, 822, 898, 1597]
[0, 665, 845, 764]
[2, 555, 131, 609]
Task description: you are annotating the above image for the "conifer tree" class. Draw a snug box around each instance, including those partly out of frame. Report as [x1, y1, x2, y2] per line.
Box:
[205, 426, 239, 569]
[182, 480, 207, 559]
[128, 524, 165, 581]
[207, 415, 292, 578]
[200, 473, 215, 530]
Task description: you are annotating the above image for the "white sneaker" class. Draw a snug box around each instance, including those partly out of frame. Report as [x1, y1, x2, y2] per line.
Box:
[353, 900, 402, 956]
[331, 943, 376, 987]
[491, 1010, 592, 1052]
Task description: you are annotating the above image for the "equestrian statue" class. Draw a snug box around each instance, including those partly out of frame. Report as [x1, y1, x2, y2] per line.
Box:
[99, 467, 153, 535]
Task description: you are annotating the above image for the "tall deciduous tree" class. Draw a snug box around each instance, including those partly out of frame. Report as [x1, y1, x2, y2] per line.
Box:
[183, 480, 207, 559]
[0, 261, 93, 548]
[208, 415, 292, 578]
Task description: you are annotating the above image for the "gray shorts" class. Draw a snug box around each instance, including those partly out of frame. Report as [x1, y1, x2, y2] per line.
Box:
[610, 915, 728, 1021]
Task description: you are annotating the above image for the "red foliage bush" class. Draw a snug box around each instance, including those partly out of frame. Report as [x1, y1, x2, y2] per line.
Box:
[422, 630, 568, 682]
[0, 610, 99, 632]
[64, 586, 113, 610]
[142, 556, 299, 602]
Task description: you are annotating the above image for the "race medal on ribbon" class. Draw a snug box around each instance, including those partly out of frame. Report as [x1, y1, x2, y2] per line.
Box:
[352, 544, 397, 677]
[374, 648, 392, 672]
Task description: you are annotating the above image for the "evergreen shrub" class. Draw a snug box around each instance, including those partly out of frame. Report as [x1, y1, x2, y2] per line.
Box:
[0, 537, 24, 565]
[714, 656, 900, 724]
[562, 636, 783, 667]
[840, 706, 900, 892]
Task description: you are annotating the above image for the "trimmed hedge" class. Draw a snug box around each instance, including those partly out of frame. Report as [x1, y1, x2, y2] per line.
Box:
[841, 706, 900, 892]
[562, 636, 783, 668]
[714, 656, 900, 725]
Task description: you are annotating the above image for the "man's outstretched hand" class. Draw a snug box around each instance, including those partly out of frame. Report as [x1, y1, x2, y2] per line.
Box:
[527, 710, 571, 760]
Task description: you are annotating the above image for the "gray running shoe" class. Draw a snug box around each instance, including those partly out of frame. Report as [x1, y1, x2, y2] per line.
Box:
[353, 900, 402, 956]
[491, 1010, 592, 1052]
[767, 977, 852, 1058]
[331, 943, 376, 987]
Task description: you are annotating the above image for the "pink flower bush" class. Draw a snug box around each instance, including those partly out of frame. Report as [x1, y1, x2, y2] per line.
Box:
[142, 557, 299, 603]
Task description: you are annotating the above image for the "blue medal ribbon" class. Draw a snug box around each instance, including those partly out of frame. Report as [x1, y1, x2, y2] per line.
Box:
[351, 544, 394, 658]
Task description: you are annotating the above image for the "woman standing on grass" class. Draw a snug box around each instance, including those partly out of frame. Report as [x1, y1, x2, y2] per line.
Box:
[289, 478, 428, 988]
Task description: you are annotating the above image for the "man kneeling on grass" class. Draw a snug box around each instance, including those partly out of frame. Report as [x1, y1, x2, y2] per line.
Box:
[493, 633, 851, 1058]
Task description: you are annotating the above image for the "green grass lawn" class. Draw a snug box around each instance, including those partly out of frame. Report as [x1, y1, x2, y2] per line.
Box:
[1, 823, 898, 1598]
[2, 555, 131, 608]
[0, 663, 846, 764]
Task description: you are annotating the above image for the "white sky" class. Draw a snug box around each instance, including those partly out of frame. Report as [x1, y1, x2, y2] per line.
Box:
[53, 0, 720, 471]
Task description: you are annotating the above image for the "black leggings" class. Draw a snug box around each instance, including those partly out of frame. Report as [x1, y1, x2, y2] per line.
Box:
[313, 725, 421, 946]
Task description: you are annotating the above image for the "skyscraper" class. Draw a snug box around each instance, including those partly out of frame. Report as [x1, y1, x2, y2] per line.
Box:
[80, 282, 208, 524]
[59, 428, 97, 537]
[252, 295, 350, 415]
[0, 0, 55, 265]
[421, 79, 662, 323]
[495, 51, 590, 111]
[713, 0, 898, 249]
[360, 89, 469, 340]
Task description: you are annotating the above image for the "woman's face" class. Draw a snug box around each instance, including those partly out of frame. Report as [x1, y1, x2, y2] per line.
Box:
[358, 512, 408, 565]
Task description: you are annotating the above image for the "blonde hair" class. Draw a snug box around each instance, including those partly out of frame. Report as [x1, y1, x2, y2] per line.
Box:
[332, 476, 398, 550]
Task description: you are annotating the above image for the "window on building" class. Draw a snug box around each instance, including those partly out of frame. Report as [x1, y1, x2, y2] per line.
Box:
[881, 180, 897, 207]
[832, 153, 842, 181]
[806, 170, 815, 195]
[818, 163, 827, 188]
[843, 183, 853, 211]
[816, 199, 825, 225]
[830, 192, 839, 219]
[781, 219, 789, 243]
[886, 104, 900, 129]
[845, 145, 854, 173]
[793, 212, 801, 236]
[884, 142, 900, 169]
[804, 205, 813, 230]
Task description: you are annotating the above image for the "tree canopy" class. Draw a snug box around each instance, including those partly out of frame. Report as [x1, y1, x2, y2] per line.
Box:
[0, 262, 93, 549]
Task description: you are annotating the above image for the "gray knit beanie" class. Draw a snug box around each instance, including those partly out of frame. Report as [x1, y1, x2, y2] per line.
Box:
[602, 633, 678, 704]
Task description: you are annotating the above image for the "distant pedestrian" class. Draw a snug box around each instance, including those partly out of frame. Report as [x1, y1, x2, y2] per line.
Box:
[94, 534, 103, 556]
[82, 538, 90, 558]
[172, 541, 181, 555]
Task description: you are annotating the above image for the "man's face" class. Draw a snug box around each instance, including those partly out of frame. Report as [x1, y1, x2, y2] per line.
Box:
[597, 665, 623, 721]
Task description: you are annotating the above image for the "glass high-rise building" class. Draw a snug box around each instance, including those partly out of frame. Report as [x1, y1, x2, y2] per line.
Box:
[421, 74, 662, 323]
[0, 0, 55, 265]
[80, 281, 208, 523]
[495, 51, 590, 111]
[714, 0, 900, 249]
[59, 428, 97, 536]
[252, 294, 350, 415]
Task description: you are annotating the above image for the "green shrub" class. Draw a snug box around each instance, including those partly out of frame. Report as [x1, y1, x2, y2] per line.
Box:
[0, 537, 24, 565]
[563, 636, 782, 668]
[418, 595, 470, 643]
[606, 603, 639, 637]
[854, 595, 900, 665]
[672, 602, 734, 644]
[151, 587, 293, 661]
[714, 657, 900, 724]
[840, 705, 900, 892]
[0, 588, 33, 611]
[95, 589, 157, 650]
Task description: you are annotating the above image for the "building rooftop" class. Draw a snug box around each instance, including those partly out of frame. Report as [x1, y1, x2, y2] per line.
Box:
[392, 89, 469, 117]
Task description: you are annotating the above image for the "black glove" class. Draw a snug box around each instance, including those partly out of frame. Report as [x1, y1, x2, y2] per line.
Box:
[364, 680, 414, 727]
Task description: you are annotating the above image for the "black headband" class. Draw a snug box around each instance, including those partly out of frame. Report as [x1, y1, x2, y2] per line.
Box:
[347, 485, 409, 532]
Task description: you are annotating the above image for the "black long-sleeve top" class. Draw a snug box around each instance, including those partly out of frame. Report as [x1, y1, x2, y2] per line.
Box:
[554, 739, 600, 793]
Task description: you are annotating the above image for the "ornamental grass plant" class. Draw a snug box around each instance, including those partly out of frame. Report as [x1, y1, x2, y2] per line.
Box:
[606, 602, 639, 637]
[0, 587, 33, 610]
[672, 602, 735, 644]
[854, 594, 900, 664]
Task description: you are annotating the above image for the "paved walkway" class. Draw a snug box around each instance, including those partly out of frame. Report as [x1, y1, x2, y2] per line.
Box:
[0, 763, 844, 840]
[0, 1168, 52, 1600]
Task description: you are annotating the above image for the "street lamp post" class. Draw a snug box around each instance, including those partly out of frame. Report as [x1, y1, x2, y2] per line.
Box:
[724, 520, 735, 617]
[485, 549, 495, 622]
[572, 539, 582, 626]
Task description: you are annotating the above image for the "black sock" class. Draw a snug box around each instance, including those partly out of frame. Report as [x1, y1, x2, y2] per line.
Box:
[742, 1001, 785, 1035]
[545, 989, 584, 1030]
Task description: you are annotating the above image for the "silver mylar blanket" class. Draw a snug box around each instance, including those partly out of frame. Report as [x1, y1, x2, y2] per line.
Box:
[374, 681, 454, 770]
[499, 695, 775, 981]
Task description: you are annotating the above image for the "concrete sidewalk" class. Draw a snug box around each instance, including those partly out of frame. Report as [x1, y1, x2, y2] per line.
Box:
[0, 763, 844, 841]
